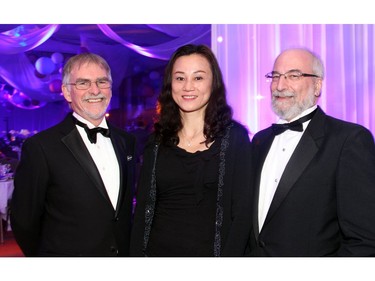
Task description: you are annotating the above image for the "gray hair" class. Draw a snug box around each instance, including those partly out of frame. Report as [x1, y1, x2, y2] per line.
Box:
[62, 53, 112, 85]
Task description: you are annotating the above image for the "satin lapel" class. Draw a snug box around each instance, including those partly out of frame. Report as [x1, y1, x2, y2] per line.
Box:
[264, 109, 325, 226]
[111, 132, 126, 215]
[252, 129, 275, 238]
[109, 128, 133, 216]
[62, 129, 111, 203]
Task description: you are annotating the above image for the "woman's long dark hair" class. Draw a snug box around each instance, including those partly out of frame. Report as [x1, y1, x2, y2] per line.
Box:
[154, 44, 233, 146]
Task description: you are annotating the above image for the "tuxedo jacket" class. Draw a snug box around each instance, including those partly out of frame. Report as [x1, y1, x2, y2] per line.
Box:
[249, 106, 375, 256]
[10, 113, 136, 256]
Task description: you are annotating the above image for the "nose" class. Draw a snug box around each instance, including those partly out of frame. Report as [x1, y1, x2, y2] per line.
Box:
[273, 75, 288, 91]
[89, 81, 101, 94]
[183, 79, 195, 91]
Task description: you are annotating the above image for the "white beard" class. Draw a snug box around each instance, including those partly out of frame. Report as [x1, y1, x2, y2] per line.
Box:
[271, 89, 316, 120]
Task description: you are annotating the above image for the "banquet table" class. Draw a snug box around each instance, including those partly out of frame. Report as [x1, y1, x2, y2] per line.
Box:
[0, 178, 14, 244]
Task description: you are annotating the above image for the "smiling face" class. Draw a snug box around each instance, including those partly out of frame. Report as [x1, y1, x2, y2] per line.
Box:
[62, 62, 111, 126]
[171, 54, 213, 115]
[271, 49, 322, 121]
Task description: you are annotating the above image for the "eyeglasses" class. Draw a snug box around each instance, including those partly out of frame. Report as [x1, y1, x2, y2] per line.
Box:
[66, 78, 112, 90]
[265, 70, 320, 82]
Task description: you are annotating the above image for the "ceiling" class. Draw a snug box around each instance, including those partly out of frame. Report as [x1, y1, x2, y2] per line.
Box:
[0, 24, 211, 109]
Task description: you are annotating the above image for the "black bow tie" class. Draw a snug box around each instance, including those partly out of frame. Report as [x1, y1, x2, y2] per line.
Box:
[272, 109, 317, 136]
[74, 118, 110, 144]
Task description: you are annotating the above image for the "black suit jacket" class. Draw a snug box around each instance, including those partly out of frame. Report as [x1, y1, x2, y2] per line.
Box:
[249, 106, 375, 256]
[10, 113, 136, 256]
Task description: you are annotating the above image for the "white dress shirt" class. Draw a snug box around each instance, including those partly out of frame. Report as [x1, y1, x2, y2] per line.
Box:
[258, 106, 317, 230]
[73, 112, 120, 209]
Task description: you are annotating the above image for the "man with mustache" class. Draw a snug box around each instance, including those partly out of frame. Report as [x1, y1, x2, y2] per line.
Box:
[249, 48, 375, 256]
[10, 53, 136, 256]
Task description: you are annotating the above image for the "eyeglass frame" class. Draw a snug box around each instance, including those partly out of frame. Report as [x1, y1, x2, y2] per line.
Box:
[66, 78, 112, 90]
[265, 70, 320, 82]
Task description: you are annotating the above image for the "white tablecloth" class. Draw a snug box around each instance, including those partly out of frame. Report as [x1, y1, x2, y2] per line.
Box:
[0, 179, 14, 220]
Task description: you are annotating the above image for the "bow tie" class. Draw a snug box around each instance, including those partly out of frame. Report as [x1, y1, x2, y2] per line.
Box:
[272, 109, 317, 136]
[74, 118, 110, 144]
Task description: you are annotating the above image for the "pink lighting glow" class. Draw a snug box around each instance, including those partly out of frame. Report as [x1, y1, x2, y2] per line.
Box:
[212, 24, 375, 137]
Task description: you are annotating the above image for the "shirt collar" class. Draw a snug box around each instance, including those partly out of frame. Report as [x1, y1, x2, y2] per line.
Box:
[72, 112, 108, 129]
[278, 105, 317, 124]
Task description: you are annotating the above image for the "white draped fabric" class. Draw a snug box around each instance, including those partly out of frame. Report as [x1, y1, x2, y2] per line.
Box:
[0, 24, 210, 106]
[98, 24, 210, 60]
[212, 24, 375, 137]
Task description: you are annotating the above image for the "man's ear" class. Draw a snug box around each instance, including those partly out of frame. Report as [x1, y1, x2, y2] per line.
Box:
[314, 78, 322, 97]
[62, 84, 72, 102]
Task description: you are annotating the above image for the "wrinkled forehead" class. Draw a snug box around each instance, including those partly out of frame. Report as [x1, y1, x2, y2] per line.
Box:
[71, 62, 108, 77]
[273, 49, 313, 72]
[73, 61, 105, 71]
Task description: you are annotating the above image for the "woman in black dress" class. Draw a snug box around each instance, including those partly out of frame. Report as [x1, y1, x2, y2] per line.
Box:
[130, 44, 253, 257]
